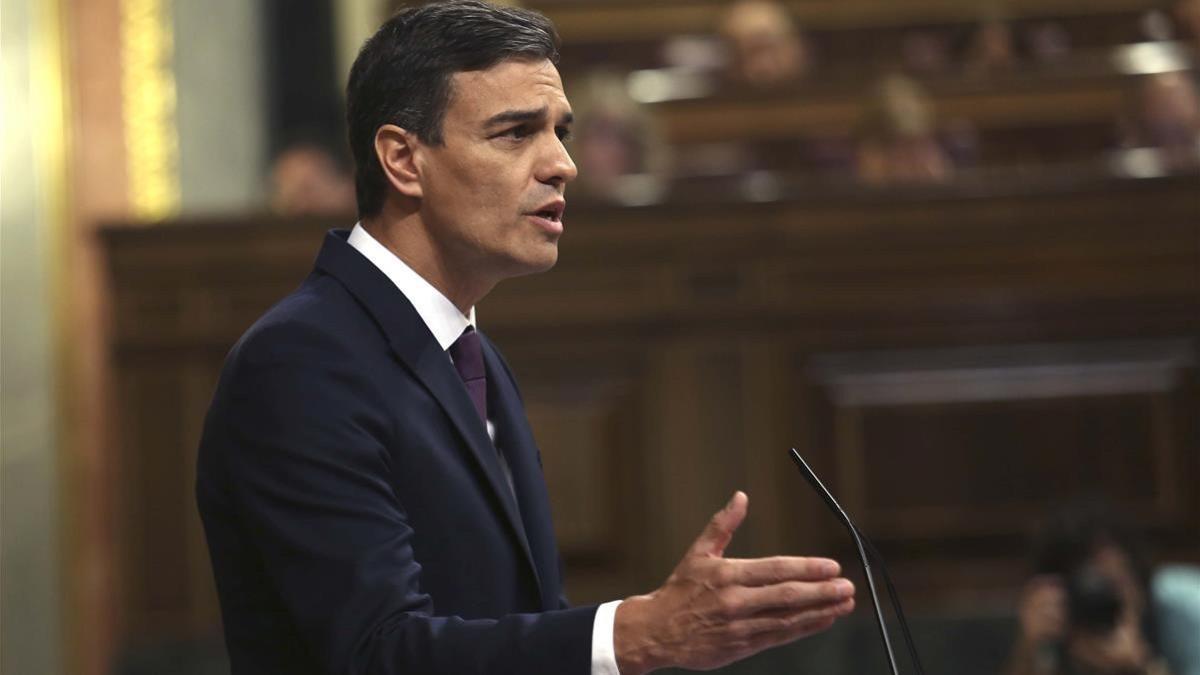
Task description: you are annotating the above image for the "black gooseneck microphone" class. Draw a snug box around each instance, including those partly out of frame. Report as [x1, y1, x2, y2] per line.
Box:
[788, 448, 925, 675]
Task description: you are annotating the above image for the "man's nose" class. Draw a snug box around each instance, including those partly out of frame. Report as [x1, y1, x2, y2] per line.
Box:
[539, 138, 578, 187]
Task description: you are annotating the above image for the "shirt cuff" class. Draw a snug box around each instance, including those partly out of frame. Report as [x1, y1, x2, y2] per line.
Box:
[590, 599, 623, 675]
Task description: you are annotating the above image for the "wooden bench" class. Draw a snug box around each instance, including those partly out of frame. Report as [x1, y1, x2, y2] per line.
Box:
[536, 0, 1154, 75]
[639, 65, 1178, 172]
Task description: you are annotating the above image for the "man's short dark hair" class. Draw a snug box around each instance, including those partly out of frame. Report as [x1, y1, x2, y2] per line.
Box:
[346, 0, 560, 218]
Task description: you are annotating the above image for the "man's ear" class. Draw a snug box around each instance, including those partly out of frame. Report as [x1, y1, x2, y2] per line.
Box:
[374, 124, 423, 199]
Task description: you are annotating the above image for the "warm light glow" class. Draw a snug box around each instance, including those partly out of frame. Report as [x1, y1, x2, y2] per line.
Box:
[121, 0, 180, 220]
[627, 67, 715, 104]
[1111, 41, 1193, 75]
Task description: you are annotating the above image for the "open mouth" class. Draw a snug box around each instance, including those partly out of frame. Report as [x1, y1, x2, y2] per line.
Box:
[529, 201, 565, 223]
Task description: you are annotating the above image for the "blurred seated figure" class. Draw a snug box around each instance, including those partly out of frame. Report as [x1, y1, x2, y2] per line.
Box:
[1005, 501, 1200, 675]
[1172, 0, 1200, 46]
[717, 0, 812, 87]
[854, 73, 955, 185]
[1117, 71, 1200, 172]
[901, 30, 954, 75]
[1023, 21, 1073, 64]
[966, 16, 1018, 76]
[1142, 1, 1200, 53]
[568, 71, 671, 204]
[268, 141, 356, 216]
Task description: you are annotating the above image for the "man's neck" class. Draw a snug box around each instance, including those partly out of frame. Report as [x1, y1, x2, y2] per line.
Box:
[360, 212, 494, 315]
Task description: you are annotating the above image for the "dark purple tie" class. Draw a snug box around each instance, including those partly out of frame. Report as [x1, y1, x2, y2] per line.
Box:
[448, 327, 487, 424]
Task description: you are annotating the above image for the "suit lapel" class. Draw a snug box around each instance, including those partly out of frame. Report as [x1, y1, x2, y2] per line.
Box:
[481, 336, 560, 609]
[312, 230, 540, 595]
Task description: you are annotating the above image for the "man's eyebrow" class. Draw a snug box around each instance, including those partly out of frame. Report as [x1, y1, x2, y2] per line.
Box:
[483, 107, 575, 128]
[483, 107, 548, 128]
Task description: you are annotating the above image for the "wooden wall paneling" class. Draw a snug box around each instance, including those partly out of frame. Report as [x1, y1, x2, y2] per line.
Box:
[112, 362, 142, 645]
[806, 340, 1199, 542]
[492, 338, 662, 602]
[783, 344, 1200, 611]
[690, 343, 754, 555]
[1149, 362, 1200, 545]
[646, 336, 788, 561]
[116, 361, 193, 639]
[738, 336, 799, 557]
[780, 346, 846, 558]
[181, 360, 223, 635]
[643, 338, 714, 573]
[750, 194, 1196, 341]
[1170, 366, 1200, 555]
[118, 356, 223, 638]
[99, 174, 1199, 650]
[527, 389, 620, 558]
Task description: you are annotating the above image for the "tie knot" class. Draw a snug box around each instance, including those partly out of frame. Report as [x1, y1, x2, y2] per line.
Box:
[448, 327, 485, 383]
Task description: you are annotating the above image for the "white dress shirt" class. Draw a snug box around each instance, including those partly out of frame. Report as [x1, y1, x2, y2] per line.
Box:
[347, 223, 622, 675]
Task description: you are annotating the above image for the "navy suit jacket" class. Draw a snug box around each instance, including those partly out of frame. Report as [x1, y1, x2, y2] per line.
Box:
[196, 230, 596, 674]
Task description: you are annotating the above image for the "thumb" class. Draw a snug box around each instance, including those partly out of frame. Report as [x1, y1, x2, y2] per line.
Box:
[688, 491, 748, 558]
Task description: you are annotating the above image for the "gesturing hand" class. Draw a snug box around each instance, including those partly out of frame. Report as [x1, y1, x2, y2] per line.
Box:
[613, 491, 856, 675]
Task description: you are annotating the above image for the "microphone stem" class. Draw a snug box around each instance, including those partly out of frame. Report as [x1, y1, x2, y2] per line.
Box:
[789, 449, 901, 675]
[862, 534, 926, 675]
[847, 516, 902, 675]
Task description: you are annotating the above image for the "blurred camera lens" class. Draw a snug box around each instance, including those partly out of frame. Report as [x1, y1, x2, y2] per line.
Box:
[1066, 568, 1123, 633]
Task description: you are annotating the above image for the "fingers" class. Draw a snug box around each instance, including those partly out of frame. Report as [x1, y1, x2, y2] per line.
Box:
[740, 611, 844, 655]
[723, 556, 842, 586]
[689, 491, 748, 558]
[720, 601, 852, 662]
[720, 578, 855, 617]
[732, 597, 856, 639]
[626, 526, 856, 674]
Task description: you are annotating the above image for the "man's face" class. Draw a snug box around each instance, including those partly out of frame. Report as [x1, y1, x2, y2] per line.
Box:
[415, 58, 576, 287]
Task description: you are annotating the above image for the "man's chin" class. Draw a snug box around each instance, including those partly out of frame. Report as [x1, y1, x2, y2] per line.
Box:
[502, 246, 559, 279]
[523, 251, 559, 276]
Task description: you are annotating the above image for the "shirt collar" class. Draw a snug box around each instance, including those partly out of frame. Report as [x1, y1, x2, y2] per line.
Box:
[347, 222, 476, 351]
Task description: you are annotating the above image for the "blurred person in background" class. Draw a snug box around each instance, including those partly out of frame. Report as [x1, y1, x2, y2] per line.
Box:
[1171, 0, 1200, 46]
[717, 0, 812, 87]
[567, 71, 672, 203]
[854, 73, 956, 185]
[1005, 502, 1200, 675]
[268, 140, 357, 216]
[901, 30, 954, 75]
[1023, 21, 1073, 64]
[1118, 71, 1200, 170]
[965, 16, 1018, 76]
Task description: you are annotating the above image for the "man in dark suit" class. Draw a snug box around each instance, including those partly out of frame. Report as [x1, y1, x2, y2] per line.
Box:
[196, 2, 857, 673]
